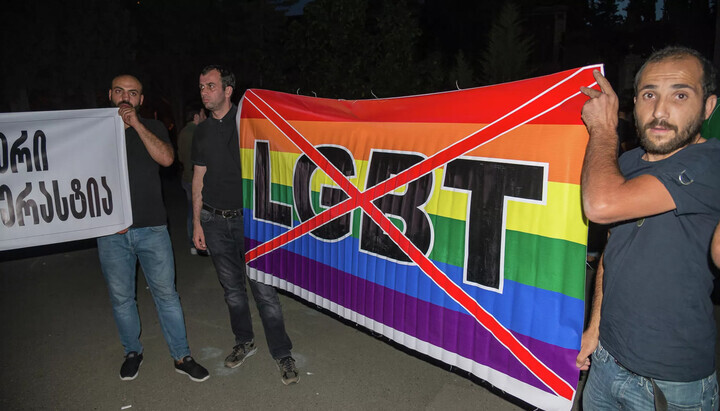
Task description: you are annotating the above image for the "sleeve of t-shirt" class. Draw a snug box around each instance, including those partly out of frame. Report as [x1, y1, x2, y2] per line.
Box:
[191, 126, 205, 167]
[651, 145, 720, 216]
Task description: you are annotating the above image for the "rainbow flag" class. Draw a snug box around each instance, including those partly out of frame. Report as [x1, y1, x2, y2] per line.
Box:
[239, 66, 596, 410]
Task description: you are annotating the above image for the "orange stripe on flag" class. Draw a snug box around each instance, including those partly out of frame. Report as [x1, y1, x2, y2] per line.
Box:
[241, 120, 588, 184]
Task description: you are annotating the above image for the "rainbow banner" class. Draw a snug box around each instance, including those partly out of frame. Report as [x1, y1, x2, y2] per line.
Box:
[239, 66, 597, 410]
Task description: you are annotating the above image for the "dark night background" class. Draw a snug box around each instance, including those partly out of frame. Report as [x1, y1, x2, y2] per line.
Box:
[2, 0, 718, 135]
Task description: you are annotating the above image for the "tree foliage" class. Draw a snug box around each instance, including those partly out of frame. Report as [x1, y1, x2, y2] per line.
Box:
[479, 2, 535, 85]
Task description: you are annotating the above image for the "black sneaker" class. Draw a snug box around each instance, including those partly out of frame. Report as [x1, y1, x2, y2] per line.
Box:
[174, 356, 210, 382]
[224, 340, 257, 368]
[276, 356, 300, 385]
[120, 351, 143, 381]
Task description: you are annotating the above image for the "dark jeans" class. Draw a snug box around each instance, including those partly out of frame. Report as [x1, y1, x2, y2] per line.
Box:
[200, 207, 293, 359]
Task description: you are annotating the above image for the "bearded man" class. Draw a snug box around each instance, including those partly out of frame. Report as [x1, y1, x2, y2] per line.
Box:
[575, 46, 720, 409]
[97, 74, 209, 382]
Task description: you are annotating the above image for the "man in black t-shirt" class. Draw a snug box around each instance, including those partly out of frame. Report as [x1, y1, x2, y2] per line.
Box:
[191, 65, 299, 385]
[97, 75, 208, 383]
[577, 47, 720, 409]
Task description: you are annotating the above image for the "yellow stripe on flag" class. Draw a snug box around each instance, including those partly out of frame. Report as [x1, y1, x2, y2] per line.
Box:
[506, 182, 587, 245]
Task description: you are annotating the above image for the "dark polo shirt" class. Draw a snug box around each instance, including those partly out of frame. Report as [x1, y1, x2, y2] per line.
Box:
[191, 104, 243, 210]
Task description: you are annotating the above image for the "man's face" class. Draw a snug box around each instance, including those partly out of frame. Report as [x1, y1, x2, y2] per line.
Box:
[634, 56, 715, 156]
[199, 69, 231, 113]
[109, 75, 143, 110]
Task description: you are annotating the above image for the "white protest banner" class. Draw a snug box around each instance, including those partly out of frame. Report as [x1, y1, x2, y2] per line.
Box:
[0, 108, 132, 251]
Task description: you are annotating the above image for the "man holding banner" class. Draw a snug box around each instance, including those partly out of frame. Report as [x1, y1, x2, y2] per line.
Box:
[191, 65, 299, 385]
[98, 75, 209, 382]
[578, 47, 720, 409]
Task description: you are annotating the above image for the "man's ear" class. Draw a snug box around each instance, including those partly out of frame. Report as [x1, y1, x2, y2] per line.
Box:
[140, 95, 145, 107]
[704, 95, 717, 120]
[225, 86, 233, 99]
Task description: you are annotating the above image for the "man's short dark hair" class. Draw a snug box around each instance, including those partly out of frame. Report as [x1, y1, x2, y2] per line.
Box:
[201, 65, 236, 90]
[633, 46, 717, 101]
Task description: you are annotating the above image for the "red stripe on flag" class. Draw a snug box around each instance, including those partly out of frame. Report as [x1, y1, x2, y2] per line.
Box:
[241, 65, 600, 125]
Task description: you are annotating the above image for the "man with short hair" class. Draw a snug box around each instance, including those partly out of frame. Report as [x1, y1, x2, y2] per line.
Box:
[177, 104, 206, 255]
[576, 47, 720, 409]
[98, 74, 209, 382]
[191, 65, 299, 385]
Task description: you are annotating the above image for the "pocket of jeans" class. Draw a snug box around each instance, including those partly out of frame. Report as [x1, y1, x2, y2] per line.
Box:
[653, 377, 706, 409]
[149, 225, 167, 233]
[592, 341, 610, 363]
[200, 208, 213, 223]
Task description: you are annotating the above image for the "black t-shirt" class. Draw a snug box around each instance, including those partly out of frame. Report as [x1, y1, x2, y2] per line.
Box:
[601, 139, 720, 381]
[191, 104, 243, 210]
[125, 118, 169, 227]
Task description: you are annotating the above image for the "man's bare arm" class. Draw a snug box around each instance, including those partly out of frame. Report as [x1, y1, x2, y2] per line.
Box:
[192, 165, 207, 250]
[119, 106, 174, 166]
[712, 222, 720, 267]
[580, 70, 675, 224]
[576, 254, 604, 370]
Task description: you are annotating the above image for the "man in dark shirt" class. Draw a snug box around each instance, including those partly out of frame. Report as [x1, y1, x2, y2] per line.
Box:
[177, 104, 206, 254]
[97, 74, 209, 382]
[576, 47, 720, 409]
[191, 65, 299, 385]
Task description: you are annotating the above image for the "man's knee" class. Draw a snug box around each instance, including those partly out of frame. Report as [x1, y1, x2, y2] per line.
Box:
[251, 281, 283, 313]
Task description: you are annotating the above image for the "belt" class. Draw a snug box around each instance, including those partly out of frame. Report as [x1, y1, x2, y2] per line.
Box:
[202, 204, 240, 218]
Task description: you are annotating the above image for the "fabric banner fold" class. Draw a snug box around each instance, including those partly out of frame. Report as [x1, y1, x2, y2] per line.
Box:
[239, 66, 596, 410]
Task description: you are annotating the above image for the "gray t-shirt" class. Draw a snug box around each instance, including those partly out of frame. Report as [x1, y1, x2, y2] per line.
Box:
[600, 138, 720, 381]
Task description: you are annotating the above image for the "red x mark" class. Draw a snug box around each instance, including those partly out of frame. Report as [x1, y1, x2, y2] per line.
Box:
[243, 66, 599, 400]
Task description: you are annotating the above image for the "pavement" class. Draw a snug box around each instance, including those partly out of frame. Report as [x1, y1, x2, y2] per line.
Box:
[0, 174, 535, 411]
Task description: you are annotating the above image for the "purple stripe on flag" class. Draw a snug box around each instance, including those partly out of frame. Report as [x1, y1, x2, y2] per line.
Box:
[247, 239, 579, 394]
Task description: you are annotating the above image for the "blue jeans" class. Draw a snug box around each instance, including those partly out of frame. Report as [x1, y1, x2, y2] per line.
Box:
[97, 226, 191, 360]
[200, 207, 292, 359]
[583, 342, 718, 410]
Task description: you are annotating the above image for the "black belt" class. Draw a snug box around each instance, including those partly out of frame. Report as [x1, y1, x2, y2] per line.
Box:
[202, 204, 240, 218]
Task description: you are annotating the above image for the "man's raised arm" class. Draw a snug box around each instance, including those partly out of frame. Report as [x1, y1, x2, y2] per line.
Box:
[580, 70, 675, 224]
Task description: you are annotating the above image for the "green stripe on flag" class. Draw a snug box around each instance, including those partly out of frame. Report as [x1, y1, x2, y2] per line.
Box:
[504, 230, 586, 300]
[430, 215, 585, 299]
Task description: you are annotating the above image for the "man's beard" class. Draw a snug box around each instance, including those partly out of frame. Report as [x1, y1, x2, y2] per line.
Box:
[636, 112, 705, 155]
